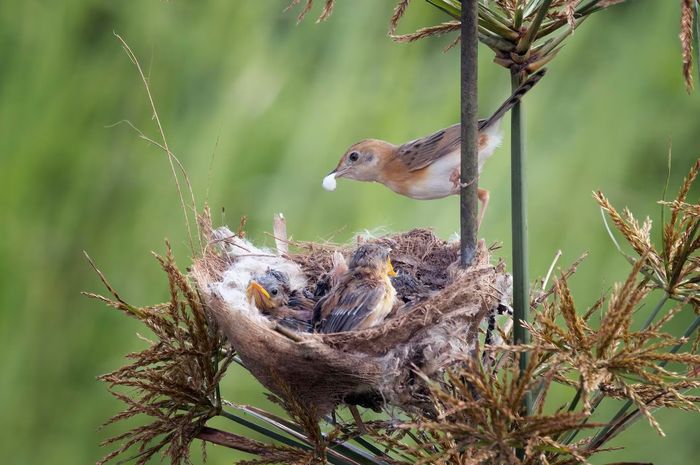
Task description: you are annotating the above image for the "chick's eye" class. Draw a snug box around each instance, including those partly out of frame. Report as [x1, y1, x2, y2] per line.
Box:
[271, 289, 278, 296]
[348, 151, 359, 162]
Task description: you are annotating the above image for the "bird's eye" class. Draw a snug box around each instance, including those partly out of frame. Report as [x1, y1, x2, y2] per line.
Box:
[271, 289, 278, 296]
[348, 151, 359, 162]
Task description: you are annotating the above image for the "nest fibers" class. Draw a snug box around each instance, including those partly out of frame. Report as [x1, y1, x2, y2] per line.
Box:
[192, 220, 511, 416]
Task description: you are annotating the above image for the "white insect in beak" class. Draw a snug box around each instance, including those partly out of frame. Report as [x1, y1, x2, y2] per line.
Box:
[322, 172, 337, 191]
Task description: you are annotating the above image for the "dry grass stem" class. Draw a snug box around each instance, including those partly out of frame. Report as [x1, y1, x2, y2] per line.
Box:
[115, 34, 201, 255]
[391, 21, 461, 43]
[681, 0, 695, 92]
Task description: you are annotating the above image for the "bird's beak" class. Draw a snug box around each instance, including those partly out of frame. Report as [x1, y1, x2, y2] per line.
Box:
[246, 280, 271, 308]
[323, 167, 349, 191]
[322, 169, 338, 191]
[387, 258, 398, 277]
[333, 166, 350, 178]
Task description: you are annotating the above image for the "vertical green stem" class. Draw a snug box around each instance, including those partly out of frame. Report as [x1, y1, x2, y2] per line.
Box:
[460, 0, 479, 267]
[511, 70, 532, 429]
[640, 294, 669, 330]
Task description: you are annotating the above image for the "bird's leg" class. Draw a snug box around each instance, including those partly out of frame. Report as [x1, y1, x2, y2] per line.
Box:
[452, 170, 488, 229]
[477, 188, 490, 230]
[450, 167, 461, 190]
[450, 168, 477, 191]
[348, 405, 368, 434]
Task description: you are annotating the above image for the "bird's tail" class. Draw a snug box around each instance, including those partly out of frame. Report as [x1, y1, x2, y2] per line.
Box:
[478, 68, 547, 131]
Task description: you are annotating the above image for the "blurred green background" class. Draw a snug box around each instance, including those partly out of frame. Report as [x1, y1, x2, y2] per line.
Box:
[1, 1, 698, 464]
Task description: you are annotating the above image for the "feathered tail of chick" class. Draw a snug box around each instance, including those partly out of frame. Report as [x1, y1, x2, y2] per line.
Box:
[478, 68, 547, 131]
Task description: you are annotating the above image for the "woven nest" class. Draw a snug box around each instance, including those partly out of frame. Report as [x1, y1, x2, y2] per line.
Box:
[192, 219, 511, 416]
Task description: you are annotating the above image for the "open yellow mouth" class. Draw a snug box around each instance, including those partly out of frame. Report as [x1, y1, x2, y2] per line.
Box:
[246, 280, 271, 308]
[387, 258, 398, 277]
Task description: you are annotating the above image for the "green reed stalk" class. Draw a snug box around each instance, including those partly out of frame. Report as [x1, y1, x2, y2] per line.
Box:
[460, 0, 479, 267]
[510, 69, 532, 459]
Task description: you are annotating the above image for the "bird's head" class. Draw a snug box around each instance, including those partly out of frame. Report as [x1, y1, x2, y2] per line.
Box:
[348, 243, 398, 278]
[246, 269, 291, 311]
[322, 139, 394, 190]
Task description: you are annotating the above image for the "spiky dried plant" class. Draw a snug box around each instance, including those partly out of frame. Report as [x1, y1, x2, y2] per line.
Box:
[595, 159, 700, 308]
[85, 243, 234, 465]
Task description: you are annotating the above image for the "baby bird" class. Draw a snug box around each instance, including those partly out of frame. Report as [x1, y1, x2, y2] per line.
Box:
[313, 244, 397, 333]
[322, 69, 546, 227]
[246, 269, 314, 332]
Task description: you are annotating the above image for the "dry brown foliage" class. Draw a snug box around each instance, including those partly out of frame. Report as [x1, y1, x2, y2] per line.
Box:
[595, 159, 700, 308]
[680, 0, 695, 92]
[86, 243, 233, 465]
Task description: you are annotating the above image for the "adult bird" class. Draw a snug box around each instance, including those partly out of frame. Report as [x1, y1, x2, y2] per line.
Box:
[246, 269, 314, 332]
[313, 243, 397, 333]
[322, 69, 546, 227]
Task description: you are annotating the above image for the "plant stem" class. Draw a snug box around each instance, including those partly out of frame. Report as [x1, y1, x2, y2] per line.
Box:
[425, 0, 460, 19]
[510, 68, 531, 460]
[568, 384, 583, 413]
[478, 28, 516, 52]
[219, 409, 311, 451]
[197, 426, 279, 455]
[221, 406, 387, 465]
[669, 220, 700, 287]
[640, 294, 669, 330]
[460, 0, 479, 267]
[516, 0, 553, 53]
[513, 0, 525, 29]
[479, 17, 520, 40]
[695, 1, 700, 82]
[478, 3, 514, 29]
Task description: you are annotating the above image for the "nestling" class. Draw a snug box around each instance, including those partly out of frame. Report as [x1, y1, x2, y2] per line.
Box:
[246, 269, 314, 332]
[313, 243, 397, 333]
[322, 69, 546, 227]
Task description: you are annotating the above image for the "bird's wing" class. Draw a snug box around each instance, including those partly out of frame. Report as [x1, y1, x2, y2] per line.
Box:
[395, 120, 493, 172]
[278, 317, 313, 332]
[394, 123, 462, 172]
[319, 282, 384, 333]
[288, 291, 315, 312]
[394, 70, 546, 173]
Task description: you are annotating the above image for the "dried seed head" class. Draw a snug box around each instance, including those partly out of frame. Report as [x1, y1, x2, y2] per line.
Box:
[680, 0, 695, 93]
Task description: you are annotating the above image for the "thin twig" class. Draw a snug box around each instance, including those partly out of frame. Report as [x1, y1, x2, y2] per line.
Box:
[114, 33, 200, 255]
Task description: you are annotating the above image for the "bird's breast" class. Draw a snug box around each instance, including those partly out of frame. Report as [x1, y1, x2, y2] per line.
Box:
[403, 150, 460, 200]
[357, 281, 396, 330]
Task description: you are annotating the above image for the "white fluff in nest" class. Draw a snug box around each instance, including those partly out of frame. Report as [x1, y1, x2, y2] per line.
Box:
[210, 227, 307, 317]
[354, 227, 392, 242]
